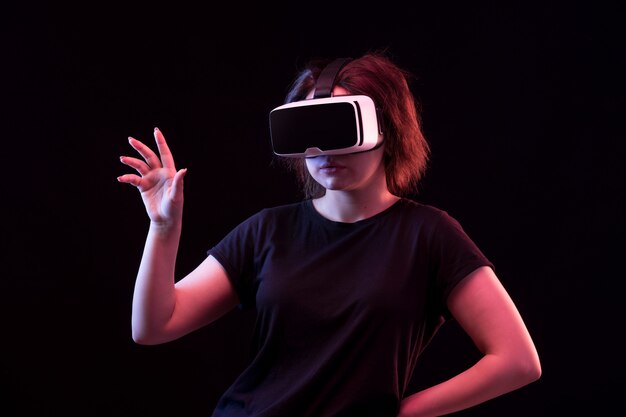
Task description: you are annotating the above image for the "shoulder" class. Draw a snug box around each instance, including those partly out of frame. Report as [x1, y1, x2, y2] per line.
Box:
[393, 198, 451, 224]
[255, 200, 309, 218]
[396, 198, 444, 215]
[240, 200, 309, 228]
[390, 198, 473, 241]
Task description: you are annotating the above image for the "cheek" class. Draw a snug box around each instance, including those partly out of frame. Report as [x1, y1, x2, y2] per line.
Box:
[304, 159, 323, 182]
[347, 152, 384, 173]
[304, 159, 315, 175]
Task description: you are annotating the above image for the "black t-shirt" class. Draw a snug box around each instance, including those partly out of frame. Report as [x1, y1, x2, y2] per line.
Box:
[208, 198, 493, 417]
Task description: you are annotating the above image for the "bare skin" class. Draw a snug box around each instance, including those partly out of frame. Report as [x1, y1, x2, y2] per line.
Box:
[118, 128, 238, 344]
[119, 120, 540, 415]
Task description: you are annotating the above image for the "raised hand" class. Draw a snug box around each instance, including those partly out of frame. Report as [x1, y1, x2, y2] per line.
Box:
[118, 127, 187, 227]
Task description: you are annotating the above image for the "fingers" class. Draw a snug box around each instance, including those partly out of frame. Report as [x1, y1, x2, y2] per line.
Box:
[128, 136, 162, 169]
[119, 155, 150, 176]
[153, 127, 176, 170]
[118, 128, 179, 188]
[117, 173, 142, 187]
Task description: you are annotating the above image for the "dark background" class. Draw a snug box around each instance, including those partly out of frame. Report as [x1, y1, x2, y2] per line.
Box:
[2, 2, 624, 416]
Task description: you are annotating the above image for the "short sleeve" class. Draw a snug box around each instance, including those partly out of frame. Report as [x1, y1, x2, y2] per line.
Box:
[207, 213, 261, 310]
[430, 211, 495, 315]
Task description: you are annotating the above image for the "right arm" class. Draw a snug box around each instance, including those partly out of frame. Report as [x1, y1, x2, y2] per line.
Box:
[118, 127, 239, 345]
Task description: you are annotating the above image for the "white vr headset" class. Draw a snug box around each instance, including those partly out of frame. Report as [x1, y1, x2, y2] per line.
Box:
[269, 58, 384, 158]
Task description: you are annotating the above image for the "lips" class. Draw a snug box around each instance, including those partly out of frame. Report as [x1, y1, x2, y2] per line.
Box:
[309, 156, 347, 174]
[320, 162, 343, 169]
[319, 163, 346, 175]
[319, 159, 346, 169]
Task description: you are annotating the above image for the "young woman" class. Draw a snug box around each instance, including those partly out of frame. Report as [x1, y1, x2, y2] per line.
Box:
[118, 52, 541, 417]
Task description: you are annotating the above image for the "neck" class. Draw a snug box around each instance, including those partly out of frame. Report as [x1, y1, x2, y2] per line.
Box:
[313, 187, 400, 223]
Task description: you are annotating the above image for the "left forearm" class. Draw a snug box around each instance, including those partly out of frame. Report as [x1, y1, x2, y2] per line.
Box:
[398, 353, 540, 417]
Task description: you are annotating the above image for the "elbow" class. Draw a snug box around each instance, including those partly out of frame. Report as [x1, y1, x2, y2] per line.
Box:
[131, 310, 171, 345]
[132, 329, 170, 345]
[513, 349, 542, 386]
[132, 331, 154, 345]
[526, 344, 542, 382]
[131, 320, 168, 345]
[527, 356, 542, 383]
[132, 322, 176, 345]
[132, 328, 159, 345]
[520, 359, 542, 385]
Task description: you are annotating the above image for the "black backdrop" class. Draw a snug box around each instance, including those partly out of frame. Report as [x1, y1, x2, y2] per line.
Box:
[2, 2, 624, 416]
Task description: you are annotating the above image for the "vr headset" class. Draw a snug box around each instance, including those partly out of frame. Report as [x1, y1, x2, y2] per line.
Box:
[269, 58, 384, 158]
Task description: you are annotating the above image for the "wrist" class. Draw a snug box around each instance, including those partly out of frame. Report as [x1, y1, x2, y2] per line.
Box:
[148, 220, 182, 238]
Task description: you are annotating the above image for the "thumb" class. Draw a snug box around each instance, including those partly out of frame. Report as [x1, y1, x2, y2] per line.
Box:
[170, 168, 187, 203]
